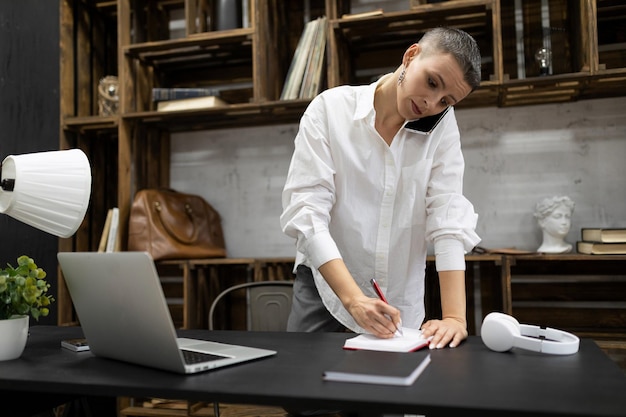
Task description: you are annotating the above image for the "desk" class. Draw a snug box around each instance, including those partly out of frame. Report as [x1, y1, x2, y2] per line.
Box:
[1, 326, 625, 417]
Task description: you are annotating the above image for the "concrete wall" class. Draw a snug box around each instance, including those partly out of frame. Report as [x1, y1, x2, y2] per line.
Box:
[170, 96, 626, 257]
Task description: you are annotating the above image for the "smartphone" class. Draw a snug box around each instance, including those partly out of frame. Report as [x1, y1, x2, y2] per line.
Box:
[404, 107, 450, 135]
[61, 338, 90, 352]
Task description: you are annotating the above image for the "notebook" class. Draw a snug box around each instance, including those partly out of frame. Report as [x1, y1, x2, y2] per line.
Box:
[323, 350, 431, 386]
[343, 327, 431, 352]
[57, 251, 276, 374]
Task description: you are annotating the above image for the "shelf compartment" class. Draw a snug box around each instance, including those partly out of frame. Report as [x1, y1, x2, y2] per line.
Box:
[126, 0, 251, 43]
[510, 255, 626, 340]
[500, 0, 591, 80]
[123, 29, 254, 112]
[61, 0, 118, 118]
[328, 0, 499, 87]
[596, 0, 626, 71]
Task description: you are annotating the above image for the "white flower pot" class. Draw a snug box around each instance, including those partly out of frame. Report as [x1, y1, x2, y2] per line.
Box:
[0, 315, 29, 361]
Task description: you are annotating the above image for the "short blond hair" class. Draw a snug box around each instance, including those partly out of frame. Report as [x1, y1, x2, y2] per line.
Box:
[419, 27, 482, 90]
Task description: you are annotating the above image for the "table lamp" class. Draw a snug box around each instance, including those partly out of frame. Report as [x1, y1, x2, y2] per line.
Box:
[0, 149, 91, 238]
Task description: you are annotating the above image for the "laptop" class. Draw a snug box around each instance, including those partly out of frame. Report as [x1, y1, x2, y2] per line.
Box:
[57, 251, 277, 374]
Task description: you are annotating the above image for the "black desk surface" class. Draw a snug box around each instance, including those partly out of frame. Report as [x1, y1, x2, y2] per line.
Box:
[1, 326, 625, 417]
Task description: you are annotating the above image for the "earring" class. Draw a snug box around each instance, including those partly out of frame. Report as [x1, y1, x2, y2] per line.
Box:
[397, 67, 406, 85]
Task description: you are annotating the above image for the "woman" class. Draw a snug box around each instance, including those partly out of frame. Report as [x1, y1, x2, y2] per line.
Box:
[281, 27, 482, 350]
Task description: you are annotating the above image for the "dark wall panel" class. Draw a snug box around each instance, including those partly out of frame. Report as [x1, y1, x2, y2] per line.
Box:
[0, 1, 60, 324]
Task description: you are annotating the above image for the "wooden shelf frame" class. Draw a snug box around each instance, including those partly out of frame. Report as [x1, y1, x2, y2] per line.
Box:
[57, 0, 626, 327]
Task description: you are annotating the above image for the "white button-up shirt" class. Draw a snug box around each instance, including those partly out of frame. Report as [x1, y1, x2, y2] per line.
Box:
[280, 76, 480, 333]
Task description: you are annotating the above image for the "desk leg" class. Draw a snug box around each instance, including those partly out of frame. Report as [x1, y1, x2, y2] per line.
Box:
[182, 261, 197, 329]
[501, 256, 513, 315]
[466, 262, 477, 335]
[473, 256, 510, 323]
[196, 266, 220, 329]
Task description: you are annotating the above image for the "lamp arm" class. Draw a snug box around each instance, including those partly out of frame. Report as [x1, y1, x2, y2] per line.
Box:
[1, 179, 15, 191]
[0, 162, 15, 191]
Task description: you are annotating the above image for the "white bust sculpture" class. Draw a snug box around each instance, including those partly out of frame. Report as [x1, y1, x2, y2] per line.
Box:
[534, 196, 575, 253]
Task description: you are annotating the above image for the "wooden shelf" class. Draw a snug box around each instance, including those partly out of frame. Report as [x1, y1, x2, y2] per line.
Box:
[508, 254, 626, 341]
[58, 0, 626, 329]
[510, 253, 626, 261]
[123, 29, 254, 78]
[122, 99, 310, 131]
[424, 253, 626, 340]
[62, 115, 118, 132]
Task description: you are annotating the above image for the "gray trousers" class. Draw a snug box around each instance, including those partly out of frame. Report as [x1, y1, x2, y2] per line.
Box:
[287, 264, 347, 333]
[284, 265, 349, 416]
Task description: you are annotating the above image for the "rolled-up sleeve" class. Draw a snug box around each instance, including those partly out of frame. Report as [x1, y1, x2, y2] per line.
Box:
[280, 98, 343, 268]
[429, 196, 480, 271]
[425, 116, 480, 271]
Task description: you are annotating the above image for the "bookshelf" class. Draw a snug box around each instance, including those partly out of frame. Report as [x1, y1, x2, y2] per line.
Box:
[58, 0, 626, 325]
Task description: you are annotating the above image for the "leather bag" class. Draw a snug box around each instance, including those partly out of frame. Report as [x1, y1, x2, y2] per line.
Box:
[128, 189, 226, 260]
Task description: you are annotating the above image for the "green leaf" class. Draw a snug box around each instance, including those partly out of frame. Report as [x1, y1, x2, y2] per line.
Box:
[1, 255, 54, 321]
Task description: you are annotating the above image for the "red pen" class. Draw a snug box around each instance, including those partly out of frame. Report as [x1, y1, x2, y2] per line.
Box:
[370, 278, 403, 336]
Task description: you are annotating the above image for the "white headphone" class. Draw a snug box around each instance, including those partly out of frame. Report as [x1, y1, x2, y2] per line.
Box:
[480, 312, 580, 355]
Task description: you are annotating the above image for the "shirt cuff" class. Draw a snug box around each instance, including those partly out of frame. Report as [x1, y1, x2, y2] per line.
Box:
[302, 230, 342, 269]
[434, 237, 466, 271]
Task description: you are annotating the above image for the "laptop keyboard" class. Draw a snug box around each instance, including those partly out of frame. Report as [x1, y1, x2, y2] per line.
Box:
[181, 349, 228, 365]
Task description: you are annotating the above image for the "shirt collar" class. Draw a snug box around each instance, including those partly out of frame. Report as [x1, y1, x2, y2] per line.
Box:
[353, 75, 386, 121]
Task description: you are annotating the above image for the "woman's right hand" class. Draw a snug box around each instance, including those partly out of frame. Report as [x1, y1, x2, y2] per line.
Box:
[346, 294, 402, 338]
[318, 259, 402, 338]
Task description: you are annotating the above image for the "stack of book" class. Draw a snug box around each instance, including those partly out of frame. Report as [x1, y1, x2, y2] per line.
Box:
[280, 16, 327, 100]
[576, 228, 626, 255]
[152, 88, 228, 112]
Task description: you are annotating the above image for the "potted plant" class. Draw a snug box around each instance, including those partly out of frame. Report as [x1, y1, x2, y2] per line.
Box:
[0, 255, 54, 360]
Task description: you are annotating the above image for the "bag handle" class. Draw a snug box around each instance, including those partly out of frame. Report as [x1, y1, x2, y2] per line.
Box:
[154, 200, 200, 245]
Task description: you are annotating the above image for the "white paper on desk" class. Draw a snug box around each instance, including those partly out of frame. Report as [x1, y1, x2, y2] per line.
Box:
[343, 328, 431, 352]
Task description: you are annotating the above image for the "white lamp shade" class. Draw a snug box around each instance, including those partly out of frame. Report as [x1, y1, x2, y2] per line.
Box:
[0, 149, 92, 238]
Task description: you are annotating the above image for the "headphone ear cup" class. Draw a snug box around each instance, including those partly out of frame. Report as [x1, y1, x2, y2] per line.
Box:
[494, 312, 520, 327]
[481, 312, 521, 352]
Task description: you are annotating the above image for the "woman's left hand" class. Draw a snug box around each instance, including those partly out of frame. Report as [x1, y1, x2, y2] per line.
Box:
[421, 317, 468, 349]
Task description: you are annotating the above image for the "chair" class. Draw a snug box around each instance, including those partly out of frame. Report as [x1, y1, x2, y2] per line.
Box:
[208, 280, 294, 331]
[208, 281, 294, 417]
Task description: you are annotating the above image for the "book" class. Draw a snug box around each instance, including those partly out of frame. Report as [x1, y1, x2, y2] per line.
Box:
[299, 16, 327, 99]
[341, 9, 383, 19]
[152, 88, 221, 102]
[581, 228, 626, 243]
[280, 18, 320, 100]
[472, 246, 533, 255]
[343, 327, 431, 352]
[156, 95, 228, 112]
[105, 207, 120, 252]
[576, 241, 626, 255]
[323, 350, 431, 386]
[98, 209, 114, 252]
